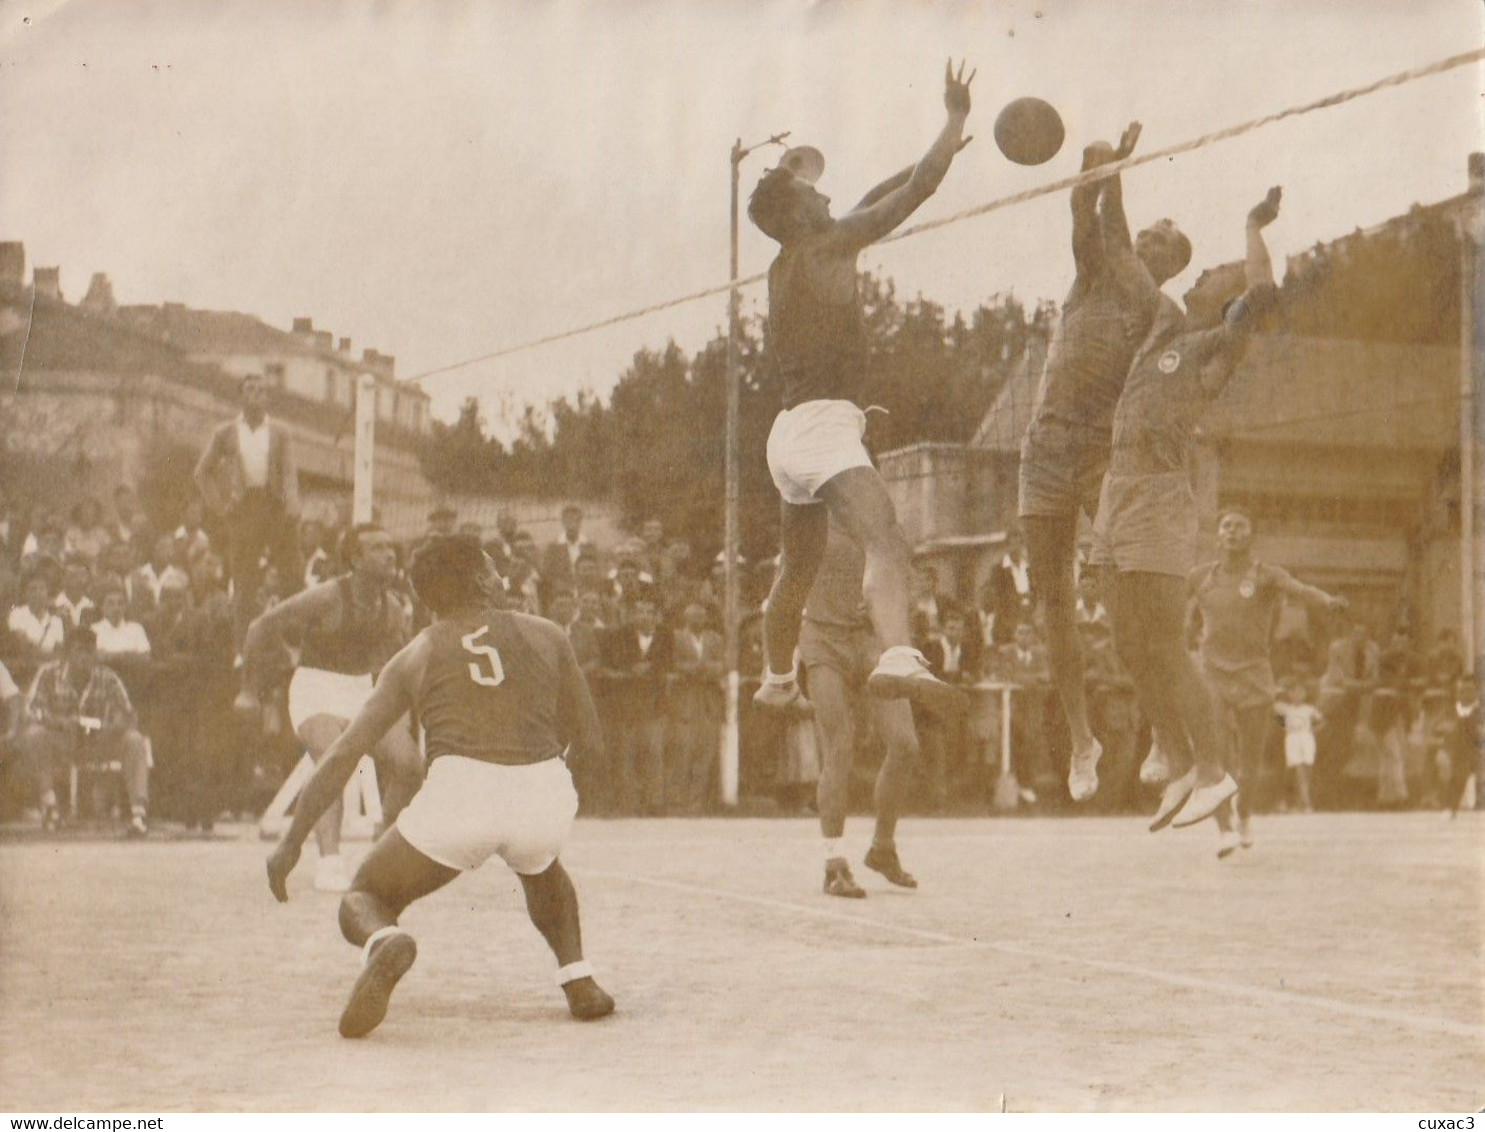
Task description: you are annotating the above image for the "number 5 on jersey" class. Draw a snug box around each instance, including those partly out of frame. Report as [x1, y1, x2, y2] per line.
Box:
[462, 626, 505, 687]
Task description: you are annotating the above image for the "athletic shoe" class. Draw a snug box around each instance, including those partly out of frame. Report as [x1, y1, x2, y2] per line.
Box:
[1237, 814, 1254, 849]
[563, 977, 616, 1021]
[1217, 830, 1241, 859]
[863, 844, 917, 889]
[823, 860, 866, 899]
[752, 681, 814, 717]
[866, 649, 965, 715]
[315, 855, 351, 893]
[1139, 741, 1171, 786]
[1171, 774, 1240, 829]
[1067, 738, 1104, 803]
[339, 931, 417, 1039]
[1148, 768, 1196, 833]
[127, 813, 148, 839]
[41, 806, 62, 833]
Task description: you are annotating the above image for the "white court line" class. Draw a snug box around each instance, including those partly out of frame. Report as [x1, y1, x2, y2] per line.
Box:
[573, 865, 1481, 1040]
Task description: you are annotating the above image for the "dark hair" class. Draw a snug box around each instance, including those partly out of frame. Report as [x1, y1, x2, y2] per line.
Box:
[408, 535, 487, 615]
[64, 624, 98, 653]
[341, 522, 386, 566]
[1216, 507, 1252, 528]
[748, 167, 803, 243]
[240, 372, 264, 392]
[1168, 227, 1193, 275]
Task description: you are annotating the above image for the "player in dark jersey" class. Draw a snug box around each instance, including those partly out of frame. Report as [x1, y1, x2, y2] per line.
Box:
[266, 535, 613, 1038]
[800, 518, 920, 898]
[746, 60, 975, 720]
[1186, 509, 1346, 856]
[241, 523, 420, 891]
[1017, 123, 1193, 805]
[1095, 187, 1284, 833]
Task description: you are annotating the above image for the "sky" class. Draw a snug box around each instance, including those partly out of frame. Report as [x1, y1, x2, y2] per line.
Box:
[1, 0, 1480, 438]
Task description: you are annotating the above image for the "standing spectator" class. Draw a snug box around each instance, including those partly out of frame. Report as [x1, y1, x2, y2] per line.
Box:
[657, 538, 702, 624]
[600, 593, 672, 815]
[638, 518, 666, 581]
[608, 556, 649, 620]
[140, 569, 195, 820]
[301, 519, 333, 588]
[53, 555, 96, 628]
[1438, 674, 1481, 817]
[1080, 616, 1142, 812]
[985, 530, 1033, 647]
[667, 601, 723, 813]
[425, 505, 458, 539]
[1316, 618, 1379, 807]
[193, 372, 302, 642]
[540, 504, 596, 609]
[63, 498, 113, 567]
[995, 620, 1051, 804]
[108, 485, 147, 548]
[920, 607, 981, 808]
[18, 626, 151, 834]
[545, 587, 606, 812]
[577, 589, 609, 632]
[488, 509, 521, 575]
[1274, 678, 1323, 813]
[910, 561, 948, 636]
[182, 551, 247, 826]
[7, 567, 66, 674]
[172, 498, 213, 567]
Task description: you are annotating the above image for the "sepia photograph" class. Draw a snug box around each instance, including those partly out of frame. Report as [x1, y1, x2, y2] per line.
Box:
[0, 0, 1480, 1116]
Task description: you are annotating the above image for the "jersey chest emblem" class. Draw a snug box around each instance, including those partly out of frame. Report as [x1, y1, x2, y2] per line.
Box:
[1157, 350, 1181, 374]
[1238, 580, 1256, 599]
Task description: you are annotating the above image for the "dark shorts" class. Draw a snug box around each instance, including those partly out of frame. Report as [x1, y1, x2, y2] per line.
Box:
[799, 618, 880, 687]
[1090, 471, 1198, 578]
[1018, 417, 1111, 521]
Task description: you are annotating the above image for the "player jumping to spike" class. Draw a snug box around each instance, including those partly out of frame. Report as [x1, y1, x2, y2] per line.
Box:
[266, 536, 614, 1038]
[747, 60, 975, 719]
[1096, 186, 1286, 832]
[1017, 123, 1193, 804]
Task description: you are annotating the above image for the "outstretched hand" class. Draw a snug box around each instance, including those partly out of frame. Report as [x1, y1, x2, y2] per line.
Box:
[1114, 121, 1142, 160]
[1249, 186, 1282, 228]
[944, 58, 975, 118]
[266, 839, 301, 903]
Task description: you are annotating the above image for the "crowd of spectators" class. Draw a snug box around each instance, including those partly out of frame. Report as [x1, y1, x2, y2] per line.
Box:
[1, 477, 1479, 832]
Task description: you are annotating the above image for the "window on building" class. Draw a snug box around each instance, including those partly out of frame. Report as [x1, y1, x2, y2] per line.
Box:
[325, 367, 338, 404]
[264, 362, 286, 388]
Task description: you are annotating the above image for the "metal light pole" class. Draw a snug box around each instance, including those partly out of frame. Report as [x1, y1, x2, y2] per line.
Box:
[722, 130, 788, 807]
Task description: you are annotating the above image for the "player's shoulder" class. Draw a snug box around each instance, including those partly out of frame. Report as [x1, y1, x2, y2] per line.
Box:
[490, 608, 566, 646]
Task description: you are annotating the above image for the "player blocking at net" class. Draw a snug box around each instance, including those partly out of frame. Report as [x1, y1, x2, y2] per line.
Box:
[265, 535, 614, 1038]
[747, 60, 976, 719]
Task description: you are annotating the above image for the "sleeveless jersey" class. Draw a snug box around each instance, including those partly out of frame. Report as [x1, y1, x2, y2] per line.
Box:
[414, 612, 568, 767]
[767, 248, 867, 410]
[1193, 558, 1286, 708]
[300, 576, 403, 676]
[802, 523, 869, 630]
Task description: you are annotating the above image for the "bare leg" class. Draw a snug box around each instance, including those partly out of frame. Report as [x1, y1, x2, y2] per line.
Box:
[1109, 578, 1194, 771]
[339, 827, 458, 946]
[373, 720, 424, 830]
[519, 860, 614, 1019]
[762, 501, 829, 677]
[870, 698, 919, 848]
[817, 467, 913, 649]
[299, 715, 349, 859]
[810, 665, 858, 841]
[1025, 515, 1098, 763]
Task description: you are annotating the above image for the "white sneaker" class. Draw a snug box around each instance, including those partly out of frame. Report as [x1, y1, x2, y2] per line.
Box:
[1237, 815, 1254, 849]
[315, 855, 351, 893]
[866, 648, 964, 715]
[1217, 829, 1241, 859]
[1149, 768, 1196, 833]
[1139, 741, 1171, 786]
[1171, 774, 1240, 829]
[752, 680, 814, 717]
[1068, 739, 1104, 803]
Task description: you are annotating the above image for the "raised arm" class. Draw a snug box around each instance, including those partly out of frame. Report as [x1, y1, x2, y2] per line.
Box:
[239, 581, 337, 696]
[1270, 565, 1348, 615]
[1196, 186, 1282, 396]
[831, 59, 973, 249]
[1096, 122, 1142, 253]
[853, 164, 914, 212]
[266, 642, 420, 901]
[1244, 186, 1281, 292]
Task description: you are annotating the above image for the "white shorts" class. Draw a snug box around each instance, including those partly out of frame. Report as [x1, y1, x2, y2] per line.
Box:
[397, 755, 578, 874]
[1284, 732, 1317, 768]
[766, 399, 872, 506]
[289, 667, 374, 733]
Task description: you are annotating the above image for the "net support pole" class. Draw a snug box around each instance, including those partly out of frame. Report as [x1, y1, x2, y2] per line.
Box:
[720, 138, 744, 809]
[1460, 169, 1483, 673]
[354, 373, 376, 525]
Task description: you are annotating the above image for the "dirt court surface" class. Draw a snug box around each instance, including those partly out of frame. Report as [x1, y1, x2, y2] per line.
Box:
[1, 812, 1480, 1112]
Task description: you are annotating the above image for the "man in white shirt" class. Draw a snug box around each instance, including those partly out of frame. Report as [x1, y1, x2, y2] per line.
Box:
[193, 373, 302, 641]
[53, 557, 96, 628]
[9, 571, 66, 662]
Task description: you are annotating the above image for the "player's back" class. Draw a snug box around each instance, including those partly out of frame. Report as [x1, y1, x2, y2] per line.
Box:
[414, 611, 568, 767]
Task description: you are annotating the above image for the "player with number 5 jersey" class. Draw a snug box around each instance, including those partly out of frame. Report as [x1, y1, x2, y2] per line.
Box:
[266, 535, 614, 1038]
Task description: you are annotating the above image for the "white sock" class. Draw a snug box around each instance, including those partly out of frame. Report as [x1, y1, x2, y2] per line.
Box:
[823, 838, 843, 863]
[555, 959, 595, 987]
[361, 925, 405, 966]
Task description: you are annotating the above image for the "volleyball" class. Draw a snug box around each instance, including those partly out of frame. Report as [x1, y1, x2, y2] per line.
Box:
[994, 97, 1066, 165]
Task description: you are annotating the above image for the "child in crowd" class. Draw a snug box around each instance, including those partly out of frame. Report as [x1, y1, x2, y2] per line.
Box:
[1275, 679, 1324, 813]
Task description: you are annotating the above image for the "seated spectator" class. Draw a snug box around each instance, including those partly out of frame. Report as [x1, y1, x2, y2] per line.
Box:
[21, 513, 65, 563]
[53, 555, 97, 628]
[638, 518, 666, 581]
[985, 530, 1033, 647]
[667, 600, 723, 813]
[93, 584, 152, 667]
[18, 625, 151, 835]
[128, 533, 181, 622]
[173, 498, 213, 567]
[95, 539, 138, 600]
[64, 498, 113, 567]
[8, 566, 66, 671]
